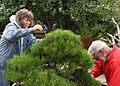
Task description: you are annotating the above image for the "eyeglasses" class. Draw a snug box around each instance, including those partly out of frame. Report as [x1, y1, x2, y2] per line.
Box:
[93, 50, 106, 61]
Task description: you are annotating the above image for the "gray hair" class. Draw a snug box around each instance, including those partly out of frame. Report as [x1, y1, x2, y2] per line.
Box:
[88, 40, 109, 54]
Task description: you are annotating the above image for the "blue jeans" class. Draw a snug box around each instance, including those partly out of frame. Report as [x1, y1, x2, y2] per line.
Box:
[0, 67, 10, 86]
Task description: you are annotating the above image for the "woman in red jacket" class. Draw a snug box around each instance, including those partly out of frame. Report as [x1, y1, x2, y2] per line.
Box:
[88, 40, 120, 86]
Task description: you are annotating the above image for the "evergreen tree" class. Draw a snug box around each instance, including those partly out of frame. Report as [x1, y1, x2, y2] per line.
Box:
[3, 29, 101, 86]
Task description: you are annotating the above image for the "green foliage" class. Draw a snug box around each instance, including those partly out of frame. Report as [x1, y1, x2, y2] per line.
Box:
[3, 53, 41, 82]
[3, 29, 101, 86]
[68, 0, 120, 36]
[73, 69, 101, 86]
[24, 69, 76, 86]
[1, 0, 120, 37]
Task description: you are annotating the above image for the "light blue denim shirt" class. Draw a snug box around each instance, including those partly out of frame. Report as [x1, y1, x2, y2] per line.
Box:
[0, 21, 40, 68]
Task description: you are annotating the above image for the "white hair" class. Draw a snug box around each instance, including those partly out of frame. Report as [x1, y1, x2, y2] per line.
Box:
[88, 40, 109, 54]
[9, 15, 15, 22]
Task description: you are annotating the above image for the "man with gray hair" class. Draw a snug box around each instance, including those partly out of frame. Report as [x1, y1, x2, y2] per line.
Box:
[88, 40, 120, 86]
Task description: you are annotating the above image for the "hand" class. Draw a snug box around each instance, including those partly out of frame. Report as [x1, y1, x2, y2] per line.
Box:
[33, 24, 43, 31]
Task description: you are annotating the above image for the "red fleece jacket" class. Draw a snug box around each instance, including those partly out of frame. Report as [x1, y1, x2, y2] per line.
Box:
[90, 46, 120, 86]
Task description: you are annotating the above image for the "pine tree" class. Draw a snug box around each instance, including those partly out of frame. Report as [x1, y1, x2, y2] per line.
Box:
[3, 29, 101, 86]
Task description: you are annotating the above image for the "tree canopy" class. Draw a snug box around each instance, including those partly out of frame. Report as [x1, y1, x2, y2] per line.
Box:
[0, 0, 120, 37]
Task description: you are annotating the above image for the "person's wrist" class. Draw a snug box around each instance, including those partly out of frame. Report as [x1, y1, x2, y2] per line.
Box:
[33, 27, 37, 31]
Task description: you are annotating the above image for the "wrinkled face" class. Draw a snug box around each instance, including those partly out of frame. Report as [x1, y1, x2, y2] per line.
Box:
[21, 17, 31, 28]
[92, 50, 107, 62]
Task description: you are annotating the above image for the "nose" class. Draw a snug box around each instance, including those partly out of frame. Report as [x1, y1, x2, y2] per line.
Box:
[27, 21, 30, 24]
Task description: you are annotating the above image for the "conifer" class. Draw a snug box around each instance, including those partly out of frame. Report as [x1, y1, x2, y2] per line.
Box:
[3, 29, 101, 86]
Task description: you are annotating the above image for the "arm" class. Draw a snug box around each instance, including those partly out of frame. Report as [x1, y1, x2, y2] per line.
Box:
[26, 24, 43, 47]
[3, 25, 34, 41]
[90, 61, 104, 78]
[27, 34, 42, 47]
